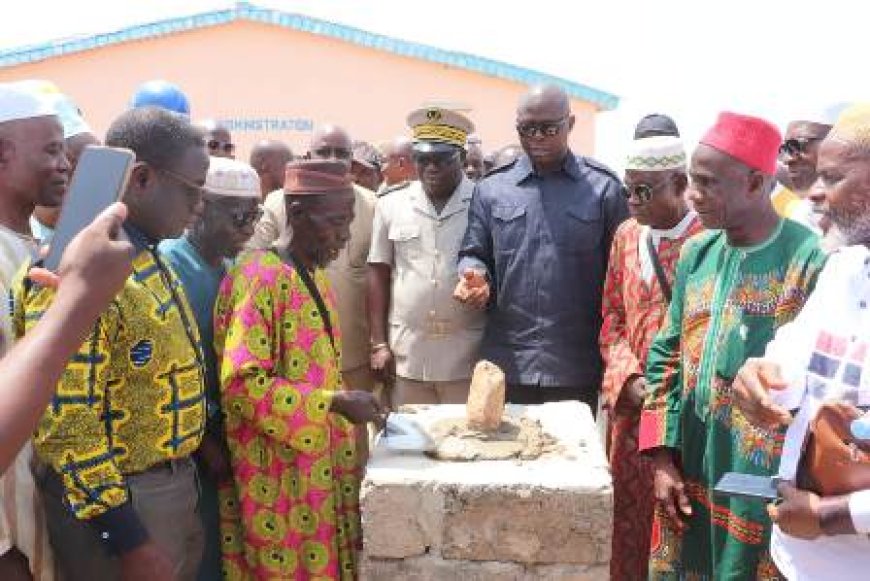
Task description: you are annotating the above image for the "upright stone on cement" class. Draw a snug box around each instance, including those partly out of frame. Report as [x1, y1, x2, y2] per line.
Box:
[466, 360, 506, 431]
[360, 401, 612, 580]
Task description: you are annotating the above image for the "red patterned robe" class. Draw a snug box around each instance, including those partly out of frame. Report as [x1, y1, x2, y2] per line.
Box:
[599, 215, 703, 581]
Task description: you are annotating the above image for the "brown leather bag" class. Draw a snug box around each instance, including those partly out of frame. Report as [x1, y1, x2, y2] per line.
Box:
[796, 403, 870, 496]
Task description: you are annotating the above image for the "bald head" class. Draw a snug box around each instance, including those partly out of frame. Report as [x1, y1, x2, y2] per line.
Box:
[198, 119, 235, 159]
[309, 125, 352, 158]
[381, 135, 417, 185]
[517, 84, 571, 118]
[516, 84, 574, 172]
[250, 139, 293, 197]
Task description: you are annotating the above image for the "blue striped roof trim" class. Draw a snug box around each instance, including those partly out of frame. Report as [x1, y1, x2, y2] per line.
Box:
[0, 2, 618, 110]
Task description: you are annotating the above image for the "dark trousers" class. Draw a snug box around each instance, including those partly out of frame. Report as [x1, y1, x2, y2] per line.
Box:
[506, 383, 599, 417]
[37, 458, 204, 581]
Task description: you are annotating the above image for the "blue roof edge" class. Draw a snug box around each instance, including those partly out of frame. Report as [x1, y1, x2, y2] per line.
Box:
[0, 2, 619, 110]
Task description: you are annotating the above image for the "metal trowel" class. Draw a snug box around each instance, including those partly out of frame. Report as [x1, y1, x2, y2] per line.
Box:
[379, 413, 436, 453]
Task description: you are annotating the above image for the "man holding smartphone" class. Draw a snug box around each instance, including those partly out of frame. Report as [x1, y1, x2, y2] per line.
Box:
[16, 106, 209, 581]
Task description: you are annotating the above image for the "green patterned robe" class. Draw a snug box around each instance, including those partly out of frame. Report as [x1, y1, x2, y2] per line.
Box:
[639, 219, 826, 580]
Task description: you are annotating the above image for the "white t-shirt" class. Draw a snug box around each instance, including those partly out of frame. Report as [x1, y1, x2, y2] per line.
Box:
[763, 244, 870, 579]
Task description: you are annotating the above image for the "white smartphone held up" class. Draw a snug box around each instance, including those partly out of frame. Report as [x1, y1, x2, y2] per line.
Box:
[43, 146, 135, 272]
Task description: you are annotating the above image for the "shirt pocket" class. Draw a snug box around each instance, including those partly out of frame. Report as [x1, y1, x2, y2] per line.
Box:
[388, 223, 423, 261]
[492, 203, 527, 254]
[559, 203, 602, 253]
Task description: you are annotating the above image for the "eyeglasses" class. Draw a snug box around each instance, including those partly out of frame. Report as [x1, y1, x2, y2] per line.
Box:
[208, 140, 236, 156]
[412, 151, 460, 168]
[623, 180, 668, 203]
[226, 205, 263, 228]
[779, 137, 823, 158]
[158, 167, 206, 201]
[313, 146, 352, 161]
[516, 117, 569, 138]
[203, 196, 264, 227]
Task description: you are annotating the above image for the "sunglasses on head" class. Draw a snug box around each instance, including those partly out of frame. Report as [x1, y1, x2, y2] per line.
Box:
[778, 137, 823, 158]
[516, 117, 569, 138]
[623, 179, 669, 203]
[208, 140, 236, 155]
[313, 146, 352, 160]
[412, 150, 459, 168]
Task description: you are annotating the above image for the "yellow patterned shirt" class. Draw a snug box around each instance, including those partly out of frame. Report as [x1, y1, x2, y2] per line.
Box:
[14, 242, 206, 523]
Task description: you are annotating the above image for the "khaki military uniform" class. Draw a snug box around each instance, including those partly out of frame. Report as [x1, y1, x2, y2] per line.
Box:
[248, 184, 377, 391]
[368, 177, 484, 404]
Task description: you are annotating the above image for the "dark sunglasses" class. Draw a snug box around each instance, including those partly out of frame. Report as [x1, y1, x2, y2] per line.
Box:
[623, 180, 668, 203]
[228, 206, 263, 228]
[516, 117, 569, 138]
[313, 146, 352, 160]
[206, 198, 263, 228]
[208, 140, 236, 155]
[412, 151, 460, 168]
[778, 137, 823, 158]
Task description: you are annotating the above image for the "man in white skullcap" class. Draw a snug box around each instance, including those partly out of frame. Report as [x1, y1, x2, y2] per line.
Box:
[20, 82, 101, 244]
[0, 80, 70, 581]
[732, 103, 870, 581]
[773, 104, 847, 234]
[599, 135, 703, 581]
[158, 157, 262, 581]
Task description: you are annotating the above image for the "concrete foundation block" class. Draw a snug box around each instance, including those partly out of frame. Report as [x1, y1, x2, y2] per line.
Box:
[361, 402, 613, 577]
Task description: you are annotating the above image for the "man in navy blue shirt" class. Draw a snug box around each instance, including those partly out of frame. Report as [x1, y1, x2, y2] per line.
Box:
[455, 84, 628, 413]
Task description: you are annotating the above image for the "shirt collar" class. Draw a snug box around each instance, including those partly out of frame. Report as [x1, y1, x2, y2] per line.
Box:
[649, 210, 699, 242]
[181, 233, 230, 276]
[410, 176, 474, 220]
[124, 223, 158, 253]
[514, 151, 581, 184]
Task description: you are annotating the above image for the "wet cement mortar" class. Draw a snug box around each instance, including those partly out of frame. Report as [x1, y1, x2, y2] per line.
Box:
[423, 416, 563, 462]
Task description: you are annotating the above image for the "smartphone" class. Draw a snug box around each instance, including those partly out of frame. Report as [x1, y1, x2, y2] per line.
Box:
[43, 146, 135, 272]
[714, 472, 780, 501]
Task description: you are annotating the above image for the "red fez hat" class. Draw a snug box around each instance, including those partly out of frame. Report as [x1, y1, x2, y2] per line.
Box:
[700, 112, 781, 176]
[284, 159, 353, 195]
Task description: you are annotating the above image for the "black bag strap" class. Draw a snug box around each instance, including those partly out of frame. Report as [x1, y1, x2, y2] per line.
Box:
[283, 251, 336, 352]
[646, 234, 672, 302]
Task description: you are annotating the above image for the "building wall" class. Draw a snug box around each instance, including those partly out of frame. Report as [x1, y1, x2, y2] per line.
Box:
[0, 21, 598, 159]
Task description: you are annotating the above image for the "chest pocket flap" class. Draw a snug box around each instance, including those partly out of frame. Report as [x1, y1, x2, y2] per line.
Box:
[493, 204, 527, 222]
[566, 202, 601, 222]
[563, 201, 602, 251]
[388, 223, 421, 242]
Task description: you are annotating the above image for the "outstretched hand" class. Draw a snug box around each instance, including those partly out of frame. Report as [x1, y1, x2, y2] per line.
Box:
[733, 358, 791, 430]
[452, 269, 490, 309]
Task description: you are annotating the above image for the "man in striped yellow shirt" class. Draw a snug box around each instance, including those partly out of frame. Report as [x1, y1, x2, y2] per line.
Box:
[15, 107, 209, 581]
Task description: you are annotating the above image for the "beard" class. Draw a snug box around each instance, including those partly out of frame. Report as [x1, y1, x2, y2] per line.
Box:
[829, 205, 870, 247]
[821, 224, 848, 253]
